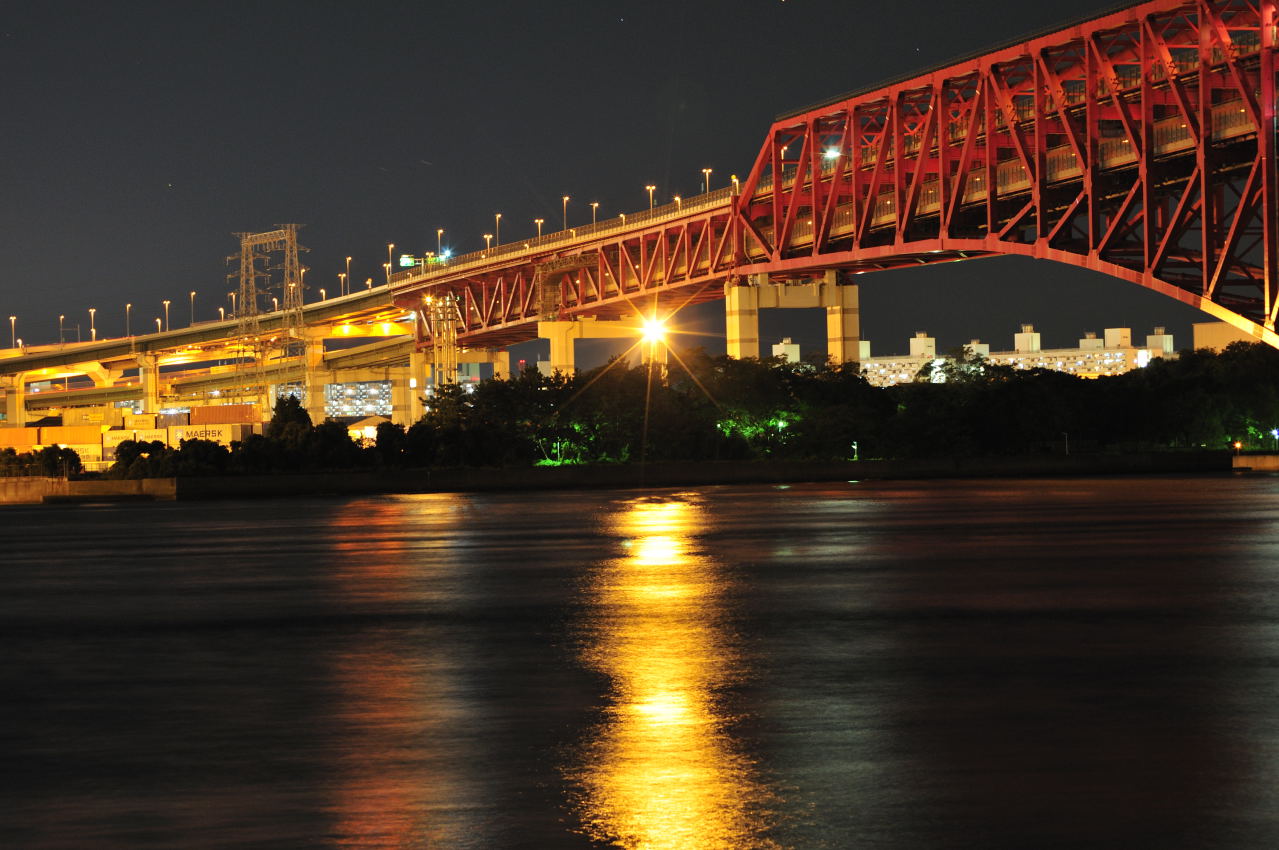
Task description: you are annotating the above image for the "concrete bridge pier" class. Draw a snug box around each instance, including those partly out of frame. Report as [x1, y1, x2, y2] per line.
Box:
[1, 373, 26, 427]
[724, 270, 860, 364]
[137, 353, 162, 414]
[537, 318, 645, 375]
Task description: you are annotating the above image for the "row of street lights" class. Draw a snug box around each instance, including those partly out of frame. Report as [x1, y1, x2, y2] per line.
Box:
[10, 169, 728, 350]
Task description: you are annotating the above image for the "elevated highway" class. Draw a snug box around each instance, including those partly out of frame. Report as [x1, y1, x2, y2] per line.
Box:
[392, 0, 1279, 353]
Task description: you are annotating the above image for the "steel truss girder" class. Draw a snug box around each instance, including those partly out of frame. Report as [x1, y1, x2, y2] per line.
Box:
[734, 0, 1279, 345]
[393, 0, 1279, 352]
[397, 208, 738, 349]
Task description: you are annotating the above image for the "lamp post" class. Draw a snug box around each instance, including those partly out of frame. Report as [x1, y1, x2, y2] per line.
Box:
[58, 314, 64, 343]
[383, 262, 391, 284]
[345, 256, 352, 294]
[646, 185, 656, 210]
[89, 307, 96, 341]
[534, 218, 544, 238]
[562, 195, 570, 229]
[228, 291, 237, 315]
[495, 213, 502, 245]
[189, 290, 196, 325]
[387, 243, 395, 269]
[162, 300, 171, 331]
[437, 229, 444, 255]
[702, 167, 712, 193]
[154, 317, 161, 333]
[272, 296, 279, 312]
[590, 201, 599, 224]
[7, 316, 13, 348]
[674, 195, 682, 210]
[218, 306, 225, 321]
[731, 174, 740, 193]
[365, 277, 373, 290]
[126, 303, 132, 336]
[483, 233, 493, 251]
[319, 288, 327, 302]
[338, 272, 347, 297]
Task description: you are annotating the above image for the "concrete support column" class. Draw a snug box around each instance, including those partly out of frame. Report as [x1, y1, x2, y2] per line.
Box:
[724, 279, 761, 359]
[824, 282, 861, 365]
[539, 321, 579, 375]
[408, 347, 429, 423]
[303, 338, 328, 423]
[303, 377, 329, 424]
[137, 353, 161, 414]
[486, 349, 511, 380]
[2, 374, 26, 427]
[537, 319, 647, 375]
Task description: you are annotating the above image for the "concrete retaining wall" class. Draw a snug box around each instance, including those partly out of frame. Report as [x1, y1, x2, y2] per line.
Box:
[0, 477, 177, 505]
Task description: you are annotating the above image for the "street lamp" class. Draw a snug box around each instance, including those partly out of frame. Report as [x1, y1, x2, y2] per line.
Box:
[731, 174, 740, 193]
[58, 314, 64, 343]
[387, 243, 395, 268]
[8, 315, 14, 348]
[162, 300, 171, 331]
[646, 184, 656, 210]
[319, 288, 327, 301]
[126, 303, 132, 336]
[437, 229, 444, 255]
[365, 277, 373, 290]
[591, 201, 599, 224]
[345, 256, 352, 294]
[89, 307, 96, 341]
[495, 213, 502, 245]
[155, 317, 161, 333]
[383, 262, 392, 284]
[674, 195, 682, 210]
[228, 291, 237, 315]
[338, 272, 347, 297]
[189, 290, 196, 325]
[483, 233, 493, 251]
[702, 167, 712, 193]
[534, 218, 544, 238]
[562, 195, 570, 229]
[218, 306, 225, 321]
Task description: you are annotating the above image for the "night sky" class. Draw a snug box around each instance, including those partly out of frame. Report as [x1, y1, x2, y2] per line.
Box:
[3, 0, 1207, 364]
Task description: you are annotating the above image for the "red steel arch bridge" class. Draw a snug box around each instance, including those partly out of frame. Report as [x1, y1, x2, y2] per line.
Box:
[392, 0, 1279, 360]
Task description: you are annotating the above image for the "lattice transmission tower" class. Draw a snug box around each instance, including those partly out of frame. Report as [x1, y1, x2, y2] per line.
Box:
[226, 224, 309, 411]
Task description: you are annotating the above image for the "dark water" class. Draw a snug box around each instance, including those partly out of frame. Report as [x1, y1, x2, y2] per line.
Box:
[5, 475, 1279, 848]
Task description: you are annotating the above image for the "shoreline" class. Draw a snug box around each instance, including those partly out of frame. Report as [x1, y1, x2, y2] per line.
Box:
[0, 451, 1242, 504]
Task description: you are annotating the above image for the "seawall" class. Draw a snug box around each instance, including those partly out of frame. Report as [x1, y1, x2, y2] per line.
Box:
[172, 451, 1233, 500]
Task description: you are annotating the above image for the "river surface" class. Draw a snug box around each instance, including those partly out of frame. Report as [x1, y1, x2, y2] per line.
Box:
[5, 475, 1279, 848]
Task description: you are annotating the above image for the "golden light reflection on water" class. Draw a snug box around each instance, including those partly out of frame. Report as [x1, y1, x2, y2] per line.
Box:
[570, 497, 784, 850]
[325, 495, 490, 849]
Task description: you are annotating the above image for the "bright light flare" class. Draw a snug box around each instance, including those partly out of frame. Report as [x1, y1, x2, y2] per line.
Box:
[823, 147, 841, 160]
[642, 318, 666, 343]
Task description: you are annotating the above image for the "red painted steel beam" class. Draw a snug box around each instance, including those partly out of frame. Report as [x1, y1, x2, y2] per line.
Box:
[394, 0, 1279, 351]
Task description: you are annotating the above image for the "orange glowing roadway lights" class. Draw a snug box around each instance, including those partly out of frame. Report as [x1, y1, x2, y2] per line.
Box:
[646, 184, 656, 210]
[562, 195, 570, 229]
[495, 212, 502, 245]
[437, 228, 444, 255]
[89, 307, 96, 341]
[483, 233, 493, 251]
[591, 201, 599, 224]
[535, 218, 544, 237]
[702, 167, 712, 193]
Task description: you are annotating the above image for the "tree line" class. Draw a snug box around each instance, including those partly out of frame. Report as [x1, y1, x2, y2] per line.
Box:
[91, 340, 1279, 478]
